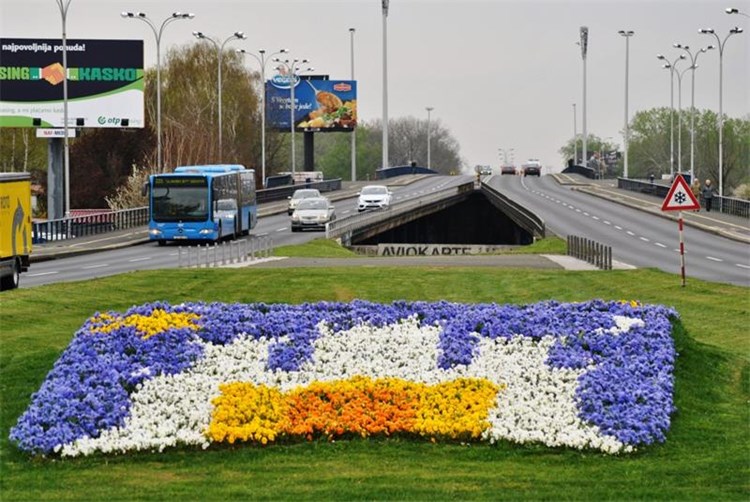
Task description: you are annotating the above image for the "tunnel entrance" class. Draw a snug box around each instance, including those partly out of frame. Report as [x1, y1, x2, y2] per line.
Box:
[352, 192, 533, 246]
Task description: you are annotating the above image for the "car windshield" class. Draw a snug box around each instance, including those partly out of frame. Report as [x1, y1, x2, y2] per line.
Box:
[297, 199, 328, 210]
[292, 189, 320, 200]
[362, 186, 387, 195]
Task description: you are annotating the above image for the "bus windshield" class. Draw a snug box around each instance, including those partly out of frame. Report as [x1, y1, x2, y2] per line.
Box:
[152, 176, 209, 222]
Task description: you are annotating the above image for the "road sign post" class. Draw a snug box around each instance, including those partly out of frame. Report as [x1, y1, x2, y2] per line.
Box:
[661, 174, 700, 286]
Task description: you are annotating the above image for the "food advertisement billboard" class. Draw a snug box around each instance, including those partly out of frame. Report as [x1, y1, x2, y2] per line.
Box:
[0, 38, 144, 128]
[266, 76, 356, 132]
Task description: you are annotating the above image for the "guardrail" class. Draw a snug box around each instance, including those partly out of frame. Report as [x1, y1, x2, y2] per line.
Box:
[480, 183, 545, 239]
[326, 181, 475, 242]
[256, 178, 342, 203]
[178, 235, 274, 268]
[32, 207, 148, 243]
[562, 164, 597, 179]
[617, 177, 749, 218]
[567, 235, 612, 270]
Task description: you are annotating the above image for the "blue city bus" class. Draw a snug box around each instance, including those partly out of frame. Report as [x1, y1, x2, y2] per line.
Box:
[146, 164, 257, 245]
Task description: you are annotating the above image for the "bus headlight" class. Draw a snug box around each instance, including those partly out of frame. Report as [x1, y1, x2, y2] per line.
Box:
[149, 229, 163, 237]
[198, 228, 214, 235]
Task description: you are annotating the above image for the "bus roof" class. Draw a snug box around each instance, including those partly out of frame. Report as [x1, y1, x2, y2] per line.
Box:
[173, 164, 250, 174]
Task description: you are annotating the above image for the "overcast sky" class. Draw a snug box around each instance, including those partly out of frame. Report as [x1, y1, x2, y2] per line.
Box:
[1, 0, 748, 173]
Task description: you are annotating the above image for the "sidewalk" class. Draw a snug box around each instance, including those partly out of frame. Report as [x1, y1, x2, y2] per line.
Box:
[552, 173, 750, 245]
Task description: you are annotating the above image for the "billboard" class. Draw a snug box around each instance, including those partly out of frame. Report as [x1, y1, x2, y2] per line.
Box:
[266, 76, 356, 132]
[0, 38, 144, 128]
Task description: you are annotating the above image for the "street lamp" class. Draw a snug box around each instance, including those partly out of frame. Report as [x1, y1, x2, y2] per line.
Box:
[382, 1, 390, 169]
[425, 107, 434, 169]
[579, 26, 589, 169]
[726, 7, 750, 17]
[572, 103, 577, 165]
[699, 27, 744, 197]
[674, 43, 714, 182]
[657, 53, 686, 178]
[55, 0, 72, 219]
[193, 31, 247, 162]
[618, 30, 634, 178]
[237, 48, 287, 187]
[122, 11, 194, 171]
[273, 57, 313, 174]
[349, 28, 357, 181]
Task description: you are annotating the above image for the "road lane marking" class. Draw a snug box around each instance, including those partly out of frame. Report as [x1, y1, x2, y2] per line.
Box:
[83, 264, 109, 269]
[28, 271, 59, 277]
[655, 242, 667, 248]
[706, 256, 723, 262]
[592, 216, 600, 221]
[276, 227, 287, 232]
[626, 231, 635, 236]
[737, 264, 750, 270]
[129, 257, 152, 262]
[640, 237, 650, 242]
[615, 225, 623, 230]
[603, 220, 611, 225]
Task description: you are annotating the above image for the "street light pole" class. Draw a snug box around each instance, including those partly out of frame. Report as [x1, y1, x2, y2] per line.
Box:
[699, 27, 744, 197]
[237, 48, 287, 186]
[194, 31, 247, 163]
[572, 103, 577, 165]
[674, 43, 713, 182]
[350, 28, 357, 181]
[273, 57, 312, 175]
[122, 11, 194, 171]
[55, 0, 72, 218]
[580, 26, 589, 169]
[658, 54, 685, 178]
[675, 64, 692, 175]
[382, 0, 390, 170]
[725, 7, 750, 17]
[618, 30, 634, 178]
[425, 106, 434, 169]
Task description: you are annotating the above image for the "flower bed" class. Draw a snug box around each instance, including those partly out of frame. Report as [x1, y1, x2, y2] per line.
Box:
[10, 300, 677, 456]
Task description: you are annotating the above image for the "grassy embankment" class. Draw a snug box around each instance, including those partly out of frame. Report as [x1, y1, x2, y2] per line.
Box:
[1, 239, 747, 500]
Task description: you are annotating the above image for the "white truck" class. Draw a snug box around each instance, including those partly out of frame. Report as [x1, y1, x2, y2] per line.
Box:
[0, 173, 32, 290]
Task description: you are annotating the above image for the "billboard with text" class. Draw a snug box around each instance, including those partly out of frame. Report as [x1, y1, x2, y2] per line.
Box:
[266, 76, 356, 132]
[0, 38, 144, 128]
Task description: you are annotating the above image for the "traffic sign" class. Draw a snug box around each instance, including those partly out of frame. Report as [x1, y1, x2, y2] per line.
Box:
[661, 174, 700, 212]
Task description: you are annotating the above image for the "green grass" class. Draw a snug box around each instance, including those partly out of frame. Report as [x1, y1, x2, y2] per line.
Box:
[1, 266, 748, 500]
[504, 236, 567, 255]
[274, 238, 358, 257]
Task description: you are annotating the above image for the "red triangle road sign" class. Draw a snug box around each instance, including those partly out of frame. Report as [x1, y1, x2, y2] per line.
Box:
[661, 174, 700, 211]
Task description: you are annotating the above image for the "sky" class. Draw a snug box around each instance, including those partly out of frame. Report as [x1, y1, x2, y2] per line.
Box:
[1, 0, 748, 174]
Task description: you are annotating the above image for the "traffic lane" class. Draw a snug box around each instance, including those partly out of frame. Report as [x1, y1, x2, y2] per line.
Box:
[491, 175, 749, 286]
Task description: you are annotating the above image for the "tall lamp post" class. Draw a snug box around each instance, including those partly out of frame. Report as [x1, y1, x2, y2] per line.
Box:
[699, 26, 744, 197]
[382, 0, 390, 169]
[674, 43, 714, 183]
[725, 7, 750, 17]
[425, 107, 434, 169]
[618, 30, 634, 178]
[122, 11, 194, 171]
[55, 0, 72, 218]
[580, 26, 589, 169]
[572, 103, 577, 165]
[349, 28, 357, 181]
[273, 57, 313, 174]
[193, 31, 247, 162]
[657, 53, 686, 178]
[237, 48, 287, 186]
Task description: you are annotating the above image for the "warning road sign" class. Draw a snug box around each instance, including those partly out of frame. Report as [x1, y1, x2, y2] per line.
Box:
[661, 174, 700, 212]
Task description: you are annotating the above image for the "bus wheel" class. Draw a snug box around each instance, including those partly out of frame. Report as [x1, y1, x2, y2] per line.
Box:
[157, 240, 166, 246]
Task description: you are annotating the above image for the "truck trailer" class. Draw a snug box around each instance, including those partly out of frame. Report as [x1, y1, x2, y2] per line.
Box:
[0, 173, 32, 290]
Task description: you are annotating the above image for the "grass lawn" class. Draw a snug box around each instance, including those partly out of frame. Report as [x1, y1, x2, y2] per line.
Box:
[1, 263, 748, 500]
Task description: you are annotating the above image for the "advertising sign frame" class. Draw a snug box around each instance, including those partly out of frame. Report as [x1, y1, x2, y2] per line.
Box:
[266, 76, 357, 132]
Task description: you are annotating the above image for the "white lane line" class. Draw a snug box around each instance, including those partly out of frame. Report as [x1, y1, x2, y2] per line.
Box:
[592, 216, 600, 221]
[83, 264, 109, 270]
[575, 208, 582, 213]
[168, 252, 179, 256]
[655, 242, 667, 248]
[706, 256, 723, 262]
[256, 232, 269, 237]
[28, 271, 59, 277]
[603, 220, 611, 225]
[737, 264, 750, 270]
[129, 257, 151, 262]
[615, 225, 623, 230]
[640, 237, 650, 242]
[583, 212, 590, 216]
[276, 227, 286, 232]
[626, 231, 635, 236]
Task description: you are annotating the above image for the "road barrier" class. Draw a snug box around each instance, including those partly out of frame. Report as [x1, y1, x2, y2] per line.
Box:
[178, 235, 274, 268]
[567, 235, 612, 270]
[32, 207, 148, 243]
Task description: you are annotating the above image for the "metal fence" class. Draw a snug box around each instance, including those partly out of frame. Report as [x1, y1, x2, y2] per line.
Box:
[256, 178, 343, 203]
[178, 235, 274, 268]
[32, 207, 148, 243]
[617, 177, 749, 218]
[567, 235, 612, 270]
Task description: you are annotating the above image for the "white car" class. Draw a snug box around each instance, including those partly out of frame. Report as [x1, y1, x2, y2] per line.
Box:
[291, 197, 336, 232]
[287, 188, 322, 215]
[357, 185, 392, 212]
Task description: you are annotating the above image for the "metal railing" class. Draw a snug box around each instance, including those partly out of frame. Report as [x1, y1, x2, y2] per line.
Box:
[256, 178, 342, 203]
[178, 235, 274, 268]
[326, 181, 475, 242]
[32, 207, 148, 243]
[480, 183, 545, 239]
[617, 177, 749, 218]
[567, 235, 612, 270]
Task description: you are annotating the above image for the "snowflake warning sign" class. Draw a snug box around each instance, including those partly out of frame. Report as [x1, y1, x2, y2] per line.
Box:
[661, 174, 700, 212]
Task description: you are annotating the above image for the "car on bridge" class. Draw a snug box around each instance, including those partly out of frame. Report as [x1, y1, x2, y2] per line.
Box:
[287, 188, 322, 215]
[500, 164, 516, 175]
[357, 185, 392, 212]
[291, 197, 336, 232]
[522, 160, 542, 177]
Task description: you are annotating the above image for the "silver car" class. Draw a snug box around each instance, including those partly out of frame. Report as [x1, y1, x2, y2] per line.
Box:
[290, 197, 336, 232]
[287, 188, 322, 215]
